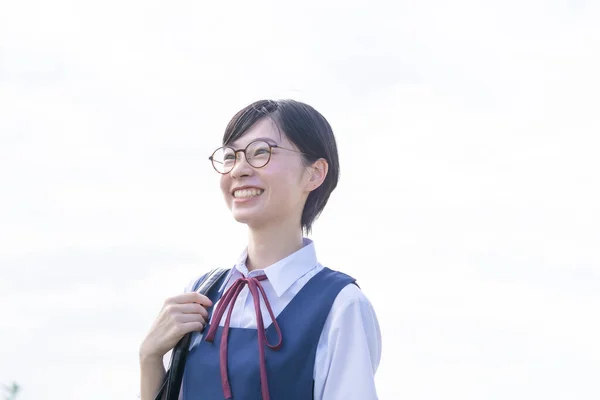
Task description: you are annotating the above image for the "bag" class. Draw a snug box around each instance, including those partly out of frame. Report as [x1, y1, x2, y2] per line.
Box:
[154, 267, 230, 400]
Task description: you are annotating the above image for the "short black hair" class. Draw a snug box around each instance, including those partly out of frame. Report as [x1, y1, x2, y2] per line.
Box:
[222, 99, 340, 234]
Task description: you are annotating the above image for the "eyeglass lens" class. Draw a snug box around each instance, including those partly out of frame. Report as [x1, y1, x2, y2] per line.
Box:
[211, 140, 272, 173]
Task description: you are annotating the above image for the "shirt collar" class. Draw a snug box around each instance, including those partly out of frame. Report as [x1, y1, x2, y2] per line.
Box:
[231, 238, 317, 297]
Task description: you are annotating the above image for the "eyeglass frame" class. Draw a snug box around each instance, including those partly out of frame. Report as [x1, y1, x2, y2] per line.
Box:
[208, 139, 309, 174]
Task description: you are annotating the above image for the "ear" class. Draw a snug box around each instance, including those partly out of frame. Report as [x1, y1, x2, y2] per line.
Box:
[306, 158, 328, 192]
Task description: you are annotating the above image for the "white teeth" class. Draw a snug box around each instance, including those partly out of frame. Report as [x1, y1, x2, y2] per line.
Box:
[233, 188, 263, 199]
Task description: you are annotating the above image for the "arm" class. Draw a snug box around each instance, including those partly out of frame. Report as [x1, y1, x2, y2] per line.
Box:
[139, 353, 166, 400]
[314, 284, 382, 400]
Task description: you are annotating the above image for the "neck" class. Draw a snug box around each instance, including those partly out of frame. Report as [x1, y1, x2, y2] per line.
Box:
[245, 222, 305, 271]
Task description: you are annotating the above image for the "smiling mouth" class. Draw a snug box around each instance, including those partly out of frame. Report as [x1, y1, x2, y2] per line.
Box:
[232, 188, 264, 199]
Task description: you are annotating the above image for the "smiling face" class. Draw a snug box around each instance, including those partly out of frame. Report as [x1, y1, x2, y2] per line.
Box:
[215, 99, 338, 234]
[219, 117, 313, 230]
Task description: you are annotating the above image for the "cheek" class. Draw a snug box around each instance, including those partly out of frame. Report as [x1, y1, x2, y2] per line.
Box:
[265, 165, 305, 200]
[220, 175, 230, 198]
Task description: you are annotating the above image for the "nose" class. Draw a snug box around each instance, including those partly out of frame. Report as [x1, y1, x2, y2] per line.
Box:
[229, 151, 253, 178]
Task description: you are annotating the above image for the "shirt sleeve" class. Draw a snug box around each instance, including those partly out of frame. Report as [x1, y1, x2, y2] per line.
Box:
[313, 284, 382, 400]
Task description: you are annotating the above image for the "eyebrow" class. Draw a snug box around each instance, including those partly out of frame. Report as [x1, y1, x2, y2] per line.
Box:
[229, 137, 278, 148]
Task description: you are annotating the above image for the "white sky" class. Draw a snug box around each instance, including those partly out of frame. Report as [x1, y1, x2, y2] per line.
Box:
[1, 0, 599, 399]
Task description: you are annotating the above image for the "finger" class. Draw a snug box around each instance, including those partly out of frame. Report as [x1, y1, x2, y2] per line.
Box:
[180, 321, 206, 333]
[173, 292, 213, 307]
[177, 313, 206, 325]
[177, 303, 209, 319]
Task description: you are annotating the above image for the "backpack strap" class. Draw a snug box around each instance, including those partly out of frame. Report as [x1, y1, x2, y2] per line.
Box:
[155, 267, 231, 400]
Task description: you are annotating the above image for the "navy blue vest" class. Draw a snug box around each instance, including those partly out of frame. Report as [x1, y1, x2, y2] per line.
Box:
[182, 267, 355, 399]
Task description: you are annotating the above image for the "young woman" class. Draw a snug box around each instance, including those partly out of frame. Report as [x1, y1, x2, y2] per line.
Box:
[140, 99, 382, 399]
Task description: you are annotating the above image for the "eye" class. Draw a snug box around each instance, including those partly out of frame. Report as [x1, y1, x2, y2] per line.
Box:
[247, 141, 271, 158]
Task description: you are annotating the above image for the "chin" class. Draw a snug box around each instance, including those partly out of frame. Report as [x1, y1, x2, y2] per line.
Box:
[231, 209, 263, 227]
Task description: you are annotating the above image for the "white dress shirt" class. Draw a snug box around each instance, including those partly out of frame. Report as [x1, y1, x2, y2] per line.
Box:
[185, 238, 381, 400]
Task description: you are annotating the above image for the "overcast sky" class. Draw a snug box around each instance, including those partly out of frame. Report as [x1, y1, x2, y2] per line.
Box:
[1, 1, 599, 399]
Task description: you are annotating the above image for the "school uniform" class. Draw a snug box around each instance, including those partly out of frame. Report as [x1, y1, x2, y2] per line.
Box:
[182, 238, 381, 399]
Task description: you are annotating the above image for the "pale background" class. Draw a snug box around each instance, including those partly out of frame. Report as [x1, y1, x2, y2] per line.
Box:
[1, 1, 599, 399]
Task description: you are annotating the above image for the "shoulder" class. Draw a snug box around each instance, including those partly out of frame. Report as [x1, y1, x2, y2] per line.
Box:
[183, 274, 205, 293]
[319, 268, 368, 306]
[182, 268, 227, 293]
[183, 267, 234, 293]
[330, 282, 377, 318]
[316, 267, 378, 324]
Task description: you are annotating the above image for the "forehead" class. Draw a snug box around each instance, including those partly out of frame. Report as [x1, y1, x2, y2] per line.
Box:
[229, 118, 286, 148]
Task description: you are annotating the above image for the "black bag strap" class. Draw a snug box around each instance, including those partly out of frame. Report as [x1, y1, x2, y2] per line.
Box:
[154, 267, 230, 400]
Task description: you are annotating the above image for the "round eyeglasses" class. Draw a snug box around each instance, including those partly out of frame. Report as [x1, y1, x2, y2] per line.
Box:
[209, 139, 306, 174]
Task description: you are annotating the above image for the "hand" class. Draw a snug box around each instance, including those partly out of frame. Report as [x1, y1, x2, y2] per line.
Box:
[140, 292, 213, 361]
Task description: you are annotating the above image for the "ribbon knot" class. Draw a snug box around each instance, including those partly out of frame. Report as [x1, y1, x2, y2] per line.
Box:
[205, 274, 283, 400]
